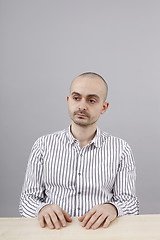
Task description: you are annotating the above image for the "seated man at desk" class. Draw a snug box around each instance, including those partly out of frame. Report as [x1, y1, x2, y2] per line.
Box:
[19, 72, 139, 230]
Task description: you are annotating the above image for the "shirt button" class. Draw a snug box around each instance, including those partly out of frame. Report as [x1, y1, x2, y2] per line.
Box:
[78, 192, 81, 194]
[78, 207, 80, 210]
[78, 173, 81, 176]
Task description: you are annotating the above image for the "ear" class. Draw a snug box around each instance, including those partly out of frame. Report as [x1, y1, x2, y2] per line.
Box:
[101, 102, 109, 114]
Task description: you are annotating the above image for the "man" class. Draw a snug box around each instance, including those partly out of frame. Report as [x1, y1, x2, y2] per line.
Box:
[19, 72, 139, 230]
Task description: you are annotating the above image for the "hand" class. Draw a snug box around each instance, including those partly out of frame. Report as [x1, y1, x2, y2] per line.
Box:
[38, 204, 72, 229]
[78, 204, 117, 230]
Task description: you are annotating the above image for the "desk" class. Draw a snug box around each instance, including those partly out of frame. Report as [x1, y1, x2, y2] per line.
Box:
[0, 215, 160, 240]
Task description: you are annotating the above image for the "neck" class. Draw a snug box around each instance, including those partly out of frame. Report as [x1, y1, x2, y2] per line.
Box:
[70, 122, 97, 147]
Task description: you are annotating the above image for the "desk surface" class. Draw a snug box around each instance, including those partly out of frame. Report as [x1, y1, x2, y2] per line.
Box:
[0, 214, 160, 240]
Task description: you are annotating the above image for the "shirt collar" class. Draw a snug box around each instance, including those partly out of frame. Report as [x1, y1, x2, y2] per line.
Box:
[65, 125, 104, 148]
[65, 126, 76, 145]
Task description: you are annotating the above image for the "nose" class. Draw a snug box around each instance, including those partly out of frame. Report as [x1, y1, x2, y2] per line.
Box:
[78, 100, 87, 111]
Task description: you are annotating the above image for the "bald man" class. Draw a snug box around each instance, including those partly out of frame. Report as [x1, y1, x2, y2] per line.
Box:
[19, 72, 139, 230]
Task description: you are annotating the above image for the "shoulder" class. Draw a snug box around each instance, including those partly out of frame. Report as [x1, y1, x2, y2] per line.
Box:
[100, 130, 134, 164]
[100, 130, 132, 151]
[32, 129, 66, 149]
[101, 130, 127, 144]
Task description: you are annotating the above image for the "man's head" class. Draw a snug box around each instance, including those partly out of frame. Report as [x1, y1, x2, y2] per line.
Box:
[70, 72, 108, 101]
[67, 72, 109, 127]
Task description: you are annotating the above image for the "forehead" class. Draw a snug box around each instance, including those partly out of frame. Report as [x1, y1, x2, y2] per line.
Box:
[70, 77, 106, 98]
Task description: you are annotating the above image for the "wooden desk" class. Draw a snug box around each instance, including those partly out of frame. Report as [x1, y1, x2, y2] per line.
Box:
[0, 215, 160, 240]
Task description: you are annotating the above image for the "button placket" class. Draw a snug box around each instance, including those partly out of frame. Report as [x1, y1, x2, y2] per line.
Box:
[76, 149, 84, 216]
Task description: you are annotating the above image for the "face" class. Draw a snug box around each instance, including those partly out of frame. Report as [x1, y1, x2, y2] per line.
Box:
[67, 76, 109, 127]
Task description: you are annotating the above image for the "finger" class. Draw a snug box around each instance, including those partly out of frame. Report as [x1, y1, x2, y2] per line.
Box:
[81, 210, 96, 227]
[62, 210, 72, 222]
[38, 215, 45, 228]
[78, 214, 86, 222]
[54, 209, 67, 227]
[85, 212, 101, 229]
[82, 209, 97, 227]
[91, 215, 107, 230]
[103, 216, 112, 228]
[49, 211, 61, 230]
[44, 214, 55, 229]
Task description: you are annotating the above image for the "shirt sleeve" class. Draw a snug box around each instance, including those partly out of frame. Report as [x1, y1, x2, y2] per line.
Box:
[109, 142, 139, 216]
[19, 138, 49, 217]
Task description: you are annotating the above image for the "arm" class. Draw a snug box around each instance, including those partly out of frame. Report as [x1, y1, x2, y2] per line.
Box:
[19, 138, 47, 217]
[110, 143, 139, 216]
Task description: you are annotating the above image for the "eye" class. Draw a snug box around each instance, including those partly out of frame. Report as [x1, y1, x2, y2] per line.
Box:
[73, 96, 79, 101]
[89, 99, 96, 104]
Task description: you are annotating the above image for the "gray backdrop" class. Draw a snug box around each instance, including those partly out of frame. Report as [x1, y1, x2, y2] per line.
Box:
[0, 0, 160, 217]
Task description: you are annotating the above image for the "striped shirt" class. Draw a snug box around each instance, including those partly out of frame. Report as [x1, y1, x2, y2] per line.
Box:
[19, 126, 139, 217]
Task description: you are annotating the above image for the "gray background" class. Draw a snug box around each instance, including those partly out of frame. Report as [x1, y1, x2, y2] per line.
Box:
[0, 0, 160, 217]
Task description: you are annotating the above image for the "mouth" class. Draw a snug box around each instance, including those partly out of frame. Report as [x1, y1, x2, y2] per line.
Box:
[76, 113, 88, 118]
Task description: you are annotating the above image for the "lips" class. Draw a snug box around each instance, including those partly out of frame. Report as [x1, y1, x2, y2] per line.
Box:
[76, 113, 87, 118]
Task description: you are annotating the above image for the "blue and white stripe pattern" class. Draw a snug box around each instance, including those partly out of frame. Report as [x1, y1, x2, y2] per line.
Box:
[19, 126, 139, 217]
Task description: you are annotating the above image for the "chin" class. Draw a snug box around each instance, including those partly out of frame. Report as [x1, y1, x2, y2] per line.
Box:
[73, 119, 88, 126]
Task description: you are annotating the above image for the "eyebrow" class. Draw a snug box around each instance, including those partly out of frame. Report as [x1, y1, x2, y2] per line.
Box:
[71, 92, 81, 96]
[71, 92, 100, 100]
